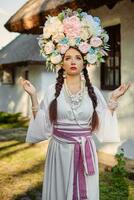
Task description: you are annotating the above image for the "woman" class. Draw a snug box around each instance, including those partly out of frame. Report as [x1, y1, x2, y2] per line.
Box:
[20, 9, 131, 200]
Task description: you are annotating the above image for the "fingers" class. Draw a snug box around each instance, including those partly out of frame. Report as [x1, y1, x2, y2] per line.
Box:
[17, 76, 24, 85]
[18, 76, 29, 85]
[24, 80, 31, 86]
[126, 82, 132, 89]
[124, 82, 131, 92]
[118, 84, 124, 91]
[120, 82, 132, 94]
[125, 84, 129, 91]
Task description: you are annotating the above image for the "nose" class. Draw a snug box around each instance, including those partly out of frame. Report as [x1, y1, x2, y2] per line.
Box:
[71, 58, 76, 65]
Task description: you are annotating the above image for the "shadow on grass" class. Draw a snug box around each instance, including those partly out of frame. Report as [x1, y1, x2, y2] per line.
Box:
[0, 141, 23, 151]
[4, 160, 44, 180]
[0, 145, 32, 159]
[13, 183, 42, 200]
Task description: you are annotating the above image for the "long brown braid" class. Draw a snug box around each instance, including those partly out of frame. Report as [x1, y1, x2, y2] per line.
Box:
[49, 68, 64, 123]
[82, 67, 99, 132]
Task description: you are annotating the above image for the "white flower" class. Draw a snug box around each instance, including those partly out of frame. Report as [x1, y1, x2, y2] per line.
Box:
[43, 27, 51, 39]
[50, 54, 62, 64]
[69, 38, 76, 46]
[81, 16, 102, 37]
[45, 16, 63, 36]
[102, 33, 109, 43]
[86, 53, 97, 64]
[80, 28, 90, 40]
[44, 41, 55, 54]
[52, 33, 65, 43]
[80, 18, 92, 40]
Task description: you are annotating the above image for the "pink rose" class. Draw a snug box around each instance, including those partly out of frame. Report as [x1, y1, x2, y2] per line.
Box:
[63, 16, 81, 39]
[90, 36, 103, 47]
[78, 42, 90, 54]
[57, 44, 69, 54]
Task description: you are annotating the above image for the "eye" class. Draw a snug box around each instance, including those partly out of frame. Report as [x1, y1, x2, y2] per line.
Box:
[65, 57, 71, 60]
[76, 56, 82, 60]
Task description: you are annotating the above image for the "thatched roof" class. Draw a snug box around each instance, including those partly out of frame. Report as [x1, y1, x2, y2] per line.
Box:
[4, 0, 127, 34]
[0, 34, 44, 67]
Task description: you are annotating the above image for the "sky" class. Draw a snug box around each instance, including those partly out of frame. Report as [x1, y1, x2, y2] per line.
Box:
[0, 0, 27, 49]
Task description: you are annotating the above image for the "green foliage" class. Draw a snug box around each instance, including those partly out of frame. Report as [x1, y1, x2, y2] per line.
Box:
[0, 112, 28, 128]
[0, 112, 22, 123]
[111, 149, 128, 177]
[100, 149, 129, 199]
[100, 172, 129, 200]
[58, 12, 64, 21]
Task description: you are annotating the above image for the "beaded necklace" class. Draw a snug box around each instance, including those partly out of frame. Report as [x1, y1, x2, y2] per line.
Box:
[64, 78, 85, 110]
[64, 78, 91, 128]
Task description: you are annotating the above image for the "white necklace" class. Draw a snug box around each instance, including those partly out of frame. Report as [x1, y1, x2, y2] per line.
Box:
[64, 78, 85, 110]
[64, 78, 91, 128]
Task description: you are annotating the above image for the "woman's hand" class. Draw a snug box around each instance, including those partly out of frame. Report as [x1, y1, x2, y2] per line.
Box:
[111, 82, 131, 100]
[18, 76, 36, 96]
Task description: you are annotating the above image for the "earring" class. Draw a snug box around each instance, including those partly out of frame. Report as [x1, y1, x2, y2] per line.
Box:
[80, 71, 85, 80]
[63, 71, 67, 78]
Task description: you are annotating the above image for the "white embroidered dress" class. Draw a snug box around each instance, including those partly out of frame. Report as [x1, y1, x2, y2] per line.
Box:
[26, 83, 120, 200]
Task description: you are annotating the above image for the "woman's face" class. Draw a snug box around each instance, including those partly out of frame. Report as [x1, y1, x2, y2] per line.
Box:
[63, 48, 84, 76]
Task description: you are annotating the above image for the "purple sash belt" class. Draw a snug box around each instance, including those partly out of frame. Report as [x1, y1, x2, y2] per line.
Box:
[53, 126, 95, 200]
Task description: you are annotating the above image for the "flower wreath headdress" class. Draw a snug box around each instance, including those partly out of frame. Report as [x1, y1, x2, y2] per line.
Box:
[38, 8, 110, 71]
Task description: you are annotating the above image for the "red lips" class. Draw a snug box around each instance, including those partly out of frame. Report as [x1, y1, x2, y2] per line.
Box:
[70, 65, 77, 70]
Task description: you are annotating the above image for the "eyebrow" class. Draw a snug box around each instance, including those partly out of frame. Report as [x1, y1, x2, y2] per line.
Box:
[64, 55, 81, 58]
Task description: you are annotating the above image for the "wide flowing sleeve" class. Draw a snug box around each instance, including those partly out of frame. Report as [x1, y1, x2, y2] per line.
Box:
[93, 86, 121, 143]
[26, 85, 54, 143]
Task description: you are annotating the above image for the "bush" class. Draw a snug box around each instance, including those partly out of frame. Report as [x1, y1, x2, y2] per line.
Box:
[111, 148, 128, 177]
[0, 112, 22, 123]
[100, 172, 129, 200]
[100, 149, 129, 200]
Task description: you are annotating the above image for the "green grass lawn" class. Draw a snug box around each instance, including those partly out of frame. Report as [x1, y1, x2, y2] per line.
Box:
[0, 129, 134, 200]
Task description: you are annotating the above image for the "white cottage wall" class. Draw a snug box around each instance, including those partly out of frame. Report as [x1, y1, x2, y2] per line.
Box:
[0, 65, 56, 116]
[89, 0, 134, 159]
